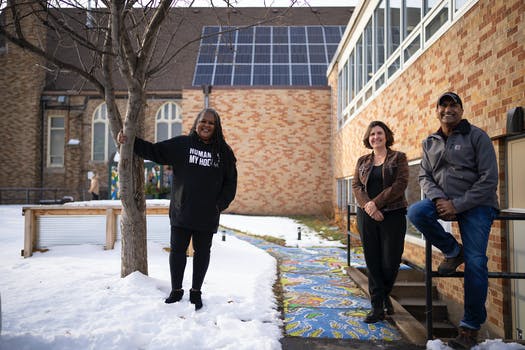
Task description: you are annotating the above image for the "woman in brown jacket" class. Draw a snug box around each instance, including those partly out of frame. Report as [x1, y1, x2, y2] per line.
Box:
[352, 121, 409, 323]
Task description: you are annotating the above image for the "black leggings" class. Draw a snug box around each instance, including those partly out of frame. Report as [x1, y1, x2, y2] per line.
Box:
[169, 226, 214, 291]
[357, 207, 406, 309]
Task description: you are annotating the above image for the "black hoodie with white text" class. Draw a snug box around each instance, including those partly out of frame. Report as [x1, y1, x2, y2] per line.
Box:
[133, 134, 237, 233]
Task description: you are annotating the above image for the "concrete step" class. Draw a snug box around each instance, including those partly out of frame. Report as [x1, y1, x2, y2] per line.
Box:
[391, 281, 438, 299]
[431, 321, 458, 338]
[396, 297, 449, 321]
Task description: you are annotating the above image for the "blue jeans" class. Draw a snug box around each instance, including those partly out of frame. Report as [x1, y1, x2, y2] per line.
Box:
[407, 199, 496, 330]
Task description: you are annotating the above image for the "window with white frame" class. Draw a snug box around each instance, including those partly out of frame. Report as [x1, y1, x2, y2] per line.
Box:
[92, 103, 116, 162]
[336, 0, 477, 128]
[155, 102, 182, 142]
[48, 116, 64, 167]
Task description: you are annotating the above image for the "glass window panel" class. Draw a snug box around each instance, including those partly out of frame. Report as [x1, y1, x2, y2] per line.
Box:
[456, 0, 468, 11]
[171, 122, 182, 137]
[425, 0, 439, 15]
[349, 51, 354, 101]
[356, 36, 363, 92]
[324, 26, 342, 43]
[291, 65, 309, 85]
[233, 65, 252, 85]
[389, 0, 401, 54]
[310, 64, 327, 85]
[272, 65, 289, 85]
[213, 65, 233, 85]
[202, 26, 220, 44]
[93, 122, 105, 161]
[364, 19, 373, 83]
[253, 65, 270, 85]
[388, 56, 400, 77]
[404, 34, 420, 61]
[108, 131, 116, 160]
[375, 1, 385, 70]
[51, 117, 64, 128]
[217, 45, 234, 63]
[198, 44, 217, 64]
[375, 72, 385, 90]
[255, 27, 271, 43]
[425, 6, 449, 41]
[406, 1, 422, 37]
[326, 44, 338, 61]
[291, 44, 308, 63]
[237, 27, 254, 44]
[49, 117, 64, 166]
[307, 26, 324, 44]
[193, 65, 214, 86]
[254, 45, 271, 63]
[273, 27, 288, 44]
[157, 122, 168, 142]
[308, 44, 326, 64]
[342, 62, 348, 107]
[290, 27, 306, 43]
[273, 45, 289, 64]
[235, 45, 252, 64]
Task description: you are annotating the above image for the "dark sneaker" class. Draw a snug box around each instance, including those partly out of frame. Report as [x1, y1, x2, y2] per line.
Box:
[438, 245, 464, 275]
[190, 289, 203, 310]
[165, 289, 184, 304]
[364, 308, 385, 323]
[448, 326, 478, 349]
[384, 297, 395, 315]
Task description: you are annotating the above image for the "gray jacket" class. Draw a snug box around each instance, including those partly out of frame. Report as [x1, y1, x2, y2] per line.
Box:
[419, 119, 499, 213]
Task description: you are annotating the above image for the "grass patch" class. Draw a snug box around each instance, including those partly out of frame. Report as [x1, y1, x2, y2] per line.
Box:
[291, 215, 347, 245]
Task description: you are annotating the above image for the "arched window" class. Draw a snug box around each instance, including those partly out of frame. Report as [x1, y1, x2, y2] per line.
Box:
[92, 103, 116, 161]
[156, 102, 182, 142]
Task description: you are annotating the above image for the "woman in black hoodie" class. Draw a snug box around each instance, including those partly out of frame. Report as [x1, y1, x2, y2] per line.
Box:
[118, 108, 237, 310]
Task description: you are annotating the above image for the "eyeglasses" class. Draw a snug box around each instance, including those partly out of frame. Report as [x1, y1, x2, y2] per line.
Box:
[199, 119, 215, 126]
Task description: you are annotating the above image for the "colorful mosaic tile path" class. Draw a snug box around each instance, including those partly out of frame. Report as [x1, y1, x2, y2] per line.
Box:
[226, 231, 402, 341]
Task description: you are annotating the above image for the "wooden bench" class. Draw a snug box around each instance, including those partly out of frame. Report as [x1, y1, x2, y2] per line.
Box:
[21, 204, 194, 257]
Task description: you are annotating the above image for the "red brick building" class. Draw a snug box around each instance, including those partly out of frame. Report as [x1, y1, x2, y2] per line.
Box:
[328, 0, 524, 339]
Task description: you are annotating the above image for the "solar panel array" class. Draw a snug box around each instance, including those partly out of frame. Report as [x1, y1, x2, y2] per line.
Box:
[193, 26, 345, 87]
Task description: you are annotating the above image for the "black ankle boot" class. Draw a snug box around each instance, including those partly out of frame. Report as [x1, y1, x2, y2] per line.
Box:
[165, 289, 184, 304]
[364, 308, 385, 323]
[190, 289, 203, 310]
[384, 297, 394, 315]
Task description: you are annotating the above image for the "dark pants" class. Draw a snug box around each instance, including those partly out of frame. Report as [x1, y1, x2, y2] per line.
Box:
[357, 207, 406, 309]
[91, 192, 99, 200]
[169, 226, 214, 291]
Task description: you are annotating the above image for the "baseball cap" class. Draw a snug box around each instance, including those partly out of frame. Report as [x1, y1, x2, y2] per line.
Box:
[437, 92, 463, 108]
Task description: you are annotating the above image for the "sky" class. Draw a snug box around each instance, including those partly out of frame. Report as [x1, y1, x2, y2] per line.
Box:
[0, 202, 523, 350]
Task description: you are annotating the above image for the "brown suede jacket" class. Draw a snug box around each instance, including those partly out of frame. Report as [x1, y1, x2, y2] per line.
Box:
[352, 149, 409, 212]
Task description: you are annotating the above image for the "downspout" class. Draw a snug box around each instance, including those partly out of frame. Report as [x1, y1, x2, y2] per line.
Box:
[39, 98, 46, 201]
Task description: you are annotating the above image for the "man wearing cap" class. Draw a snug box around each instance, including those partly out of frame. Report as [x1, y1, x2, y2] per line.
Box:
[407, 92, 499, 349]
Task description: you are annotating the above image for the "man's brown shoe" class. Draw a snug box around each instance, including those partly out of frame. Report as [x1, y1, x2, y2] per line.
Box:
[448, 326, 478, 349]
[438, 245, 464, 275]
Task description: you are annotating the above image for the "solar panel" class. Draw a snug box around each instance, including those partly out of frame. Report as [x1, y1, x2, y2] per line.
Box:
[194, 25, 346, 86]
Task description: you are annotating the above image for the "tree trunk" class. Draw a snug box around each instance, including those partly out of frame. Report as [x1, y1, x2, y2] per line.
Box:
[118, 94, 148, 278]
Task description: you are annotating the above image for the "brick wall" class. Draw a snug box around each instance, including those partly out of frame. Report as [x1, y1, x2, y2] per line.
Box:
[0, 6, 47, 193]
[330, 0, 524, 337]
[182, 87, 334, 215]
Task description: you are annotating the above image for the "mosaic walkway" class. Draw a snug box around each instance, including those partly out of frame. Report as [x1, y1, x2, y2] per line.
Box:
[226, 230, 402, 341]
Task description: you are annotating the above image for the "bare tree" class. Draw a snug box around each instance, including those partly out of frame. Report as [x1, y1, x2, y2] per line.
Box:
[0, 0, 296, 277]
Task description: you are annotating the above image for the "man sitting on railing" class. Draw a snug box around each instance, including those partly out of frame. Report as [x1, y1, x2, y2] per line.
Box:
[407, 92, 499, 350]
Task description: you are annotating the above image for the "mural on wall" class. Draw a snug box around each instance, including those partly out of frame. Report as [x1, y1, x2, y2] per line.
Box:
[109, 158, 172, 200]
